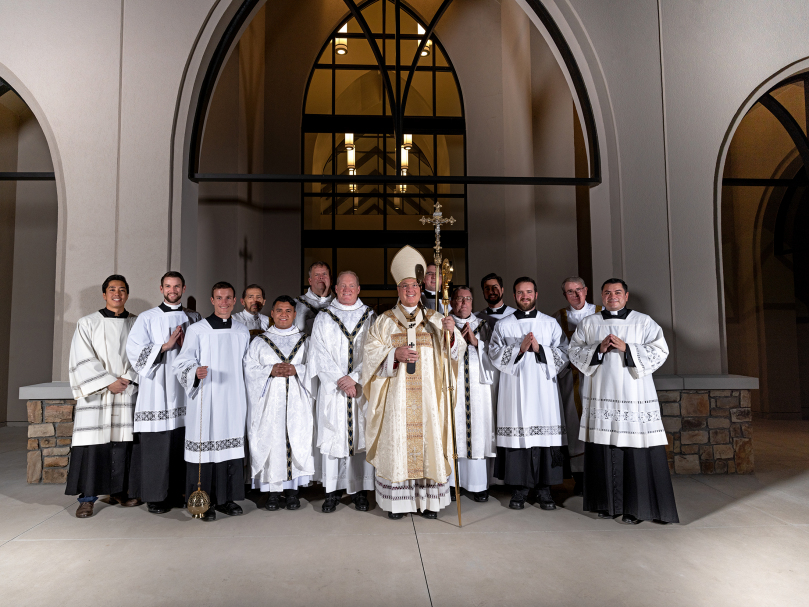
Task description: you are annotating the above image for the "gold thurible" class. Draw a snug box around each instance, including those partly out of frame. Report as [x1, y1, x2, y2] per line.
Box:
[187, 375, 210, 518]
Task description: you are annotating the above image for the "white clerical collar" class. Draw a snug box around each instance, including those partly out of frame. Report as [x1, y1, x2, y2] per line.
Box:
[305, 288, 332, 304]
[568, 302, 592, 315]
[610, 308, 624, 316]
[425, 290, 436, 297]
[331, 298, 364, 312]
[268, 325, 299, 335]
[163, 301, 182, 310]
[402, 304, 418, 314]
[240, 310, 258, 319]
[452, 314, 474, 326]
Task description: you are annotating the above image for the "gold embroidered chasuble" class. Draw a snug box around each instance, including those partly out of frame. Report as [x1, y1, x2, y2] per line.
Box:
[361, 306, 465, 484]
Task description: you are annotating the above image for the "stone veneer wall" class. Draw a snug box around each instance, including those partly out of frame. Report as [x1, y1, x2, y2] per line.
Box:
[26, 399, 75, 483]
[660, 389, 753, 474]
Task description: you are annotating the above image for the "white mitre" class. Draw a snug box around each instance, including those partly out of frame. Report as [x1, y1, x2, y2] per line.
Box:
[390, 245, 427, 286]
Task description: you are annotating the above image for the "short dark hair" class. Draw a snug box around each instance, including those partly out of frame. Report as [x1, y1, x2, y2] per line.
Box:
[272, 295, 297, 309]
[211, 281, 236, 298]
[102, 274, 129, 293]
[308, 261, 331, 278]
[601, 278, 629, 292]
[160, 271, 185, 288]
[481, 273, 503, 290]
[513, 276, 537, 293]
[451, 285, 473, 299]
[242, 283, 266, 299]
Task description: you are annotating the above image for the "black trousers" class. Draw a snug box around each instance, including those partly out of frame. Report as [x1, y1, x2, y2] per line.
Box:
[582, 443, 679, 523]
[65, 442, 134, 498]
[130, 427, 186, 503]
[494, 446, 564, 489]
[185, 458, 245, 506]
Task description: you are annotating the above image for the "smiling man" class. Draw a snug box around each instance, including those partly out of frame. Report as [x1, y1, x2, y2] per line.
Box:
[126, 271, 202, 514]
[308, 271, 376, 513]
[233, 283, 270, 339]
[296, 261, 335, 335]
[362, 246, 464, 520]
[244, 295, 314, 512]
[569, 278, 678, 525]
[477, 272, 516, 323]
[551, 276, 602, 495]
[489, 277, 569, 511]
[66, 275, 139, 518]
[173, 281, 250, 521]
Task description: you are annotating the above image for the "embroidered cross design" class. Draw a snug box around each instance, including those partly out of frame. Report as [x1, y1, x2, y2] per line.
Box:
[321, 307, 373, 455]
[259, 334, 307, 480]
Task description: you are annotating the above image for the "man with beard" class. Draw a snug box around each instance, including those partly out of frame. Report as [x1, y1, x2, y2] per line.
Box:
[127, 271, 201, 514]
[296, 261, 334, 335]
[234, 283, 270, 339]
[568, 279, 678, 524]
[362, 246, 464, 519]
[420, 264, 446, 313]
[490, 277, 569, 511]
[447, 286, 496, 502]
[477, 273, 516, 323]
[308, 271, 376, 513]
[66, 275, 139, 517]
[552, 276, 602, 495]
[173, 282, 250, 521]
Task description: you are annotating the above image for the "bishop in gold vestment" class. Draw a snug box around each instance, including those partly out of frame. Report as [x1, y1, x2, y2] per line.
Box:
[361, 246, 464, 519]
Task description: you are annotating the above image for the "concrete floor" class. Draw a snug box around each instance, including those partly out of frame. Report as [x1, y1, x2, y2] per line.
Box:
[0, 421, 807, 606]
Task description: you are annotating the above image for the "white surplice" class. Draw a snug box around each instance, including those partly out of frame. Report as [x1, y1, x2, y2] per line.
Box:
[489, 310, 569, 448]
[126, 303, 202, 433]
[69, 310, 138, 447]
[233, 310, 270, 338]
[172, 315, 250, 464]
[568, 308, 669, 448]
[244, 325, 315, 491]
[308, 298, 376, 493]
[447, 314, 497, 493]
[295, 289, 334, 335]
[476, 304, 516, 326]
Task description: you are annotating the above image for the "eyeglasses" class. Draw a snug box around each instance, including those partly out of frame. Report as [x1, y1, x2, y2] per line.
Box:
[564, 288, 586, 296]
[453, 296, 473, 303]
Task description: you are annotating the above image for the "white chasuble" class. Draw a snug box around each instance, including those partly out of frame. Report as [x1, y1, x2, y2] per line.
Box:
[244, 326, 315, 486]
[294, 289, 334, 335]
[361, 305, 465, 484]
[489, 311, 569, 449]
[69, 311, 138, 447]
[451, 314, 496, 460]
[172, 316, 250, 464]
[126, 303, 202, 433]
[569, 309, 669, 448]
[308, 299, 376, 459]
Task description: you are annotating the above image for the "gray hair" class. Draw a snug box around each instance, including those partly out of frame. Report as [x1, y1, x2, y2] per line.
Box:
[561, 276, 586, 291]
[335, 270, 360, 286]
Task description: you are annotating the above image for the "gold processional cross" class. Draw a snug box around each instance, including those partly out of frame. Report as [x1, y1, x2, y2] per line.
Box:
[419, 201, 455, 281]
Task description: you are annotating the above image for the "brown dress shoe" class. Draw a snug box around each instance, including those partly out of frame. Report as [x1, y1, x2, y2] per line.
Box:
[110, 493, 141, 507]
[76, 502, 94, 518]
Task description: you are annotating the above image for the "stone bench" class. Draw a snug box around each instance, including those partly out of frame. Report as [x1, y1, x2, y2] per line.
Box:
[20, 382, 75, 484]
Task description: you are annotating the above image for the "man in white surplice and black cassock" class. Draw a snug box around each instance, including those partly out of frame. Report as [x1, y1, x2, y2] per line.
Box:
[127, 271, 201, 514]
[173, 281, 250, 521]
[552, 276, 602, 495]
[308, 271, 376, 514]
[245, 296, 314, 512]
[233, 283, 270, 340]
[476, 272, 516, 325]
[66, 275, 139, 518]
[295, 261, 334, 335]
[447, 285, 496, 503]
[490, 277, 569, 511]
[420, 263, 447, 314]
[569, 278, 678, 525]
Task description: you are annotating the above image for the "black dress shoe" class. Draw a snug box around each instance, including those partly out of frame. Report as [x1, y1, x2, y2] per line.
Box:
[388, 511, 405, 520]
[147, 501, 171, 514]
[652, 519, 672, 525]
[421, 509, 437, 519]
[538, 492, 557, 511]
[352, 491, 370, 512]
[322, 493, 340, 513]
[597, 511, 612, 519]
[215, 501, 243, 516]
[201, 506, 216, 521]
[265, 493, 281, 511]
[450, 486, 457, 502]
[621, 514, 641, 525]
[508, 490, 526, 510]
[284, 493, 301, 510]
[473, 491, 489, 502]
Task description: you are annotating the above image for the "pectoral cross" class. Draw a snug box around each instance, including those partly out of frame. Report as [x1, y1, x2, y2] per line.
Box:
[238, 236, 253, 290]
